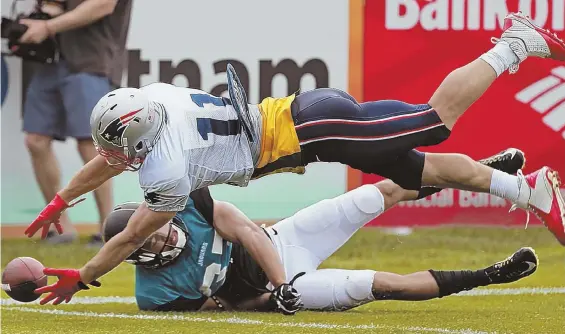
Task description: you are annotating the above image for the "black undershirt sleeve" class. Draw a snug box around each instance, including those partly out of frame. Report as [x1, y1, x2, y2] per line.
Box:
[189, 187, 214, 226]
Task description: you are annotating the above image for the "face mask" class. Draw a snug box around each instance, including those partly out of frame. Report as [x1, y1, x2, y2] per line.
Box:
[126, 221, 187, 268]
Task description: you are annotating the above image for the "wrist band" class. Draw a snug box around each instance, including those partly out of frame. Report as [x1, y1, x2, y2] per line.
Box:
[211, 295, 224, 309]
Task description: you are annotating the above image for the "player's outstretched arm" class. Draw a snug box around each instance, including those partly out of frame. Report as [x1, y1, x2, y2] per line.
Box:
[79, 203, 175, 282]
[34, 203, 176, 305]
[59, 154, 123, 202]
[25, 154, 123, 238]
[212, 200, 286, 288]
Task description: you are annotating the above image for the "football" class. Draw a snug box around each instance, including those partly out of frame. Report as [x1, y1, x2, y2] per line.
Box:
[1, 257, 48, 302]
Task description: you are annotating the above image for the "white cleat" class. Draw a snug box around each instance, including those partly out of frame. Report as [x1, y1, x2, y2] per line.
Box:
[492, 12, 565, 73]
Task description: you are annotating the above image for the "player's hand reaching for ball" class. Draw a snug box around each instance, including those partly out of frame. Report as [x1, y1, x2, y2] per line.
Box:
[34, 268, 101, 305]
[24, 194, 85, 239]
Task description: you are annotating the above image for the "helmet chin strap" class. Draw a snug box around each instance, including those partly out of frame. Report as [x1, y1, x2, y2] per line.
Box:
[97, 137, 142, 171]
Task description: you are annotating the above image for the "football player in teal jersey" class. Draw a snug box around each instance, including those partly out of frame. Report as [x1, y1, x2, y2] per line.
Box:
[102, 188, 301, 314]
[102, 181, 538, 313]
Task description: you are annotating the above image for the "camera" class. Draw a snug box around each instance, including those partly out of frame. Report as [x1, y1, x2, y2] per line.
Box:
[1, 0, 63, 64]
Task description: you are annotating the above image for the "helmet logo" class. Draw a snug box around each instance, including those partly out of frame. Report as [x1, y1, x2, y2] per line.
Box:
[100, 108, 143, 146]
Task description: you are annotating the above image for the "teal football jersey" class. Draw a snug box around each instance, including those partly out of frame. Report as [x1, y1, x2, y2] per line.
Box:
[135, 197, 232, 310]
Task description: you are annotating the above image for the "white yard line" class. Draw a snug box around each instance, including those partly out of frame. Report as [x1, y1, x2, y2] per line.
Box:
[1, 296, 137, 306]
[455, 287, 565, 296]
[2, 306, 493, 334]
[2, 287, 562, 333]
[2, 287, 562, 306]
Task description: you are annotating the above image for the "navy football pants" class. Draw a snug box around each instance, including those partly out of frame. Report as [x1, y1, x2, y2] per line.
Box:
[291, 88, 451, 190]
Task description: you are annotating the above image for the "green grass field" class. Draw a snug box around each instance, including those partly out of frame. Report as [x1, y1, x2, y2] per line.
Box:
[2, 226, 564, 334]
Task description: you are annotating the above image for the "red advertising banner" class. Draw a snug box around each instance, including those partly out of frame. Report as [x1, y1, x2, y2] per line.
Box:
[363, 0, 565, 226]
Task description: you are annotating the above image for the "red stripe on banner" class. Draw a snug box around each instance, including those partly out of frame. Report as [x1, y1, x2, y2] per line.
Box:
[346, 0, 365, 191]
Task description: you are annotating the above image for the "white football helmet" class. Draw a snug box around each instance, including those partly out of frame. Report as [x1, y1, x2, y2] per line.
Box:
[90, 87, 167, 170]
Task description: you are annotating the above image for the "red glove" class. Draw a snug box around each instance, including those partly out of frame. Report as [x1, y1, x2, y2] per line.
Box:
[34, 268, 101, 305]
[24, 194, 85, 239]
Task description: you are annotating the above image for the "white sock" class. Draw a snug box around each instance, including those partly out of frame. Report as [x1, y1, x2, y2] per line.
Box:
[479, 41, 520, 76]
[490, 170, 520, 202]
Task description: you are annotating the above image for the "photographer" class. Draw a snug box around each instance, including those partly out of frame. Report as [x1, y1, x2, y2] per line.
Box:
[18, 0, 132, 246]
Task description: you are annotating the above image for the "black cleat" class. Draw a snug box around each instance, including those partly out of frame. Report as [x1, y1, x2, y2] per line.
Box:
[478, 148, 526, 175]
[484, 247, 538, 284]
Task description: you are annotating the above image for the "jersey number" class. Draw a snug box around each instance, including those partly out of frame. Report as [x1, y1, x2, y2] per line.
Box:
[190, 94, 240, 141]
[199, 230, 228, 297]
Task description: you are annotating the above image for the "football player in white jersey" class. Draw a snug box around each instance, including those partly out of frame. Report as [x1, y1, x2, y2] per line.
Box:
[26, 13, 565, 302]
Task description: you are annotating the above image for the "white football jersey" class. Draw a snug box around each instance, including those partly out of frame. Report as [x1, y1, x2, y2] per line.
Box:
[137, 83, 261, 212]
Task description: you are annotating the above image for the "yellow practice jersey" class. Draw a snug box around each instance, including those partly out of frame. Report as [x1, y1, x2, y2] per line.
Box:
[252, 94, 306, 179]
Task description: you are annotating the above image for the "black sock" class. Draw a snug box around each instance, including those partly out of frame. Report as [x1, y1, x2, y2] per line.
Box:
[429, 269, 491, 298]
